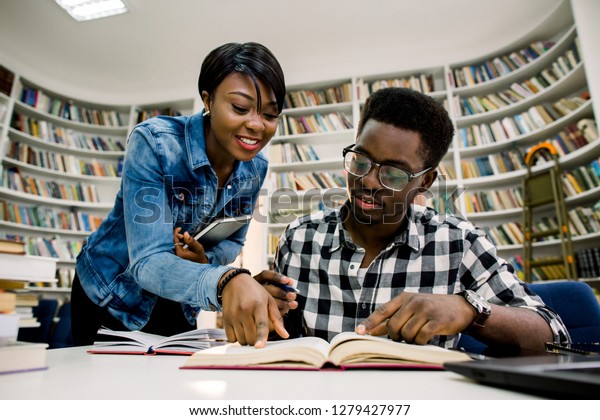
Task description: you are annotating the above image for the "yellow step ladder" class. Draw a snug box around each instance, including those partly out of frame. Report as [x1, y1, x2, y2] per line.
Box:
[522, 141, 577, 282]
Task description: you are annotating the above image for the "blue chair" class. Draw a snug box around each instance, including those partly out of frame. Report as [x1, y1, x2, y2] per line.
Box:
[49, 302, 74, 349]
[457, 281, 600, 354]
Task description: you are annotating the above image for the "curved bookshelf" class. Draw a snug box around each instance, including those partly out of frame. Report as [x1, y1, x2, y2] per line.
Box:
[258, 10, 600, 280]
[271, 129, 353, 146]
[465, 184, 600, 223]
[281, 101, 353, 117]
[1, 2, 599, 283]
[496, 231, 600, 253]
[0, 220, 92, 237]
[269, 157, 343, 173]
[0, 71, 206, 291]
[453, 62, 587, 125]
[0, 187, 114, 210]
[458, 99, 594, 158]
[7, 127, 125, 158]
[3, 157, 120, 183]
[451, 26, 578, 95]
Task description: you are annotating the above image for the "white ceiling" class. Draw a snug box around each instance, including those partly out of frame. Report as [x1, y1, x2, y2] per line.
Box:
[0, 0, 568, 105]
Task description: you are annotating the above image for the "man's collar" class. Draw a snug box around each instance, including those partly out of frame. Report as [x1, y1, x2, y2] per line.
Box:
[330, 203, 422, 253]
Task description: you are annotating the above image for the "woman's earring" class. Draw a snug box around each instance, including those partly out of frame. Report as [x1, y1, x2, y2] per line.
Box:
[203, 108, 210, 117]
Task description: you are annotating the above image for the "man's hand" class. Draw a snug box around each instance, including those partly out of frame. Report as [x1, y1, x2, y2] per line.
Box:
[355, 292, 476, 344]
[254, 270, 298, 315]
[220, 272, 289, 348]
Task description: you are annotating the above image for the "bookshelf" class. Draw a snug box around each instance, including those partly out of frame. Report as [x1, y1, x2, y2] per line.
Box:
[248, 1, 600, 283]
[1, 0, 598, 285]
[0, 71, 199, 291]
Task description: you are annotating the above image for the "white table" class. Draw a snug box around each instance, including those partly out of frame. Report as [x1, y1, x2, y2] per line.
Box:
[0, 346, 540, 400]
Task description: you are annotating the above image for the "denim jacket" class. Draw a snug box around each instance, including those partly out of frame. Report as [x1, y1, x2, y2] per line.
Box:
[76, 112, 268, 330]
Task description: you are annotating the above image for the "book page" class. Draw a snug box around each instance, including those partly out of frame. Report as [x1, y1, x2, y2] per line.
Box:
[182, 336, 331, 368]
[95, 328, 164, 348]
[92, 328, 227, 353]
[327, 332, 472, 366]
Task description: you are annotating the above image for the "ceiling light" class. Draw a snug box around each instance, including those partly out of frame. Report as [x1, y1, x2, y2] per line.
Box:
[55, 0, 128, 22]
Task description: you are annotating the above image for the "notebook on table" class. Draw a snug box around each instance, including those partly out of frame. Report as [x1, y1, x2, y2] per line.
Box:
[444, 353, 600, 399]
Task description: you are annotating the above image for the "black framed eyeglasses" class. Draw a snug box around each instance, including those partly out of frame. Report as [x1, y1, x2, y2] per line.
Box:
[342, 145, 431, 192]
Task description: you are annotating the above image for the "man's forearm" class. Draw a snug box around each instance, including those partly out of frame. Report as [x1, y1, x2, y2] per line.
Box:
[468, 305, 554, 352]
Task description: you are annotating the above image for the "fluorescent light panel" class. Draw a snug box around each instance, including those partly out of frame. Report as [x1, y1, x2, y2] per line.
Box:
[55, 0, 128, 22]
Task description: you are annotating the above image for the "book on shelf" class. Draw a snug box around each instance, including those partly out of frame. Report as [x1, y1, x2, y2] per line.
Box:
[0, 341, 48, 374]
[577, 118, 598, 141]
[575, 247, 600, 278]
[0, 253, 58, 284]
[181, 332, 472, 371]
[0, 238, 26, 255]
[88, 327, 227, 355]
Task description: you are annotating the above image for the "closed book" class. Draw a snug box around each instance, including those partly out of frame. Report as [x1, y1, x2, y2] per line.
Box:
[0, 253, 58, 284]
[0, 341, 48, 374]
[0, 239, 26, 255]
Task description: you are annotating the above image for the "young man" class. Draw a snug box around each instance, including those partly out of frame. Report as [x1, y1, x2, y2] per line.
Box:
[275, 87, 569, 353]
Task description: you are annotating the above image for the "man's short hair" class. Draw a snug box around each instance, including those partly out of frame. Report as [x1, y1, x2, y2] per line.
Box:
[357, 87, 454, 169]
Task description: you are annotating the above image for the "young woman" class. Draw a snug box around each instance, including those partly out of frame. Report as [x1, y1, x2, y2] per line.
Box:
[72, 42, 293, 348]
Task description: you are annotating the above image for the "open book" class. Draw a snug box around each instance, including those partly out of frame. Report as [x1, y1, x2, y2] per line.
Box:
[88, 327, 227, 355]
[181, 332, 472, 370]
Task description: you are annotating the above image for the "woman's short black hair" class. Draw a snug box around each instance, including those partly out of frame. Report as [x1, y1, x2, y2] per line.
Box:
[198, 42, 286, 113]
[357, 87, 454, 169]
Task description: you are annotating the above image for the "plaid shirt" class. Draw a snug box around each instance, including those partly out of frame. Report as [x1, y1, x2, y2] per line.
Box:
[275, 204, 570, 348]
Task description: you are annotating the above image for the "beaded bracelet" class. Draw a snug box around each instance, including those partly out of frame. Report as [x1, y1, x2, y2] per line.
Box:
[217, 268, 251, 305]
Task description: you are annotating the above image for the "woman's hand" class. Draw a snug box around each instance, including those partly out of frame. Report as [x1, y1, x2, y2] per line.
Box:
[173, 227, 208, 263]
[220, 271, 289, 347]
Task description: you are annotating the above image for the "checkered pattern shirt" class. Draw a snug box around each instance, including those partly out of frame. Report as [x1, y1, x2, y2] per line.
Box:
[275, 204, 570, 348]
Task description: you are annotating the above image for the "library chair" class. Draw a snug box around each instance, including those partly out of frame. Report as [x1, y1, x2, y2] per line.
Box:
[17, 298, 59, 344]
[457, 281, 600, 354]
[49, 301, 74, 348]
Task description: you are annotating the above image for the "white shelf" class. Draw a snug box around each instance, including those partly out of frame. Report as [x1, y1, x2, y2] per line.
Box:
[457, 100, 595, 157]
[269, 157, 343, 173]
[2, 157, 121, 184]
[0, 186, 114, 210]
[451, 26, 578, 96]
[271, 129, 353, 145]
[0, 220, 92, 238]
[13, 100, 129, 136]
[453, 62, 587, 126]
[7, 127, 125, 158]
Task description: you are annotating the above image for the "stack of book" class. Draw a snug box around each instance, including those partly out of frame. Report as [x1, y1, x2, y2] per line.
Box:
[0, 292, 18, 346]
[0, 238, 49, 374]
[0, 238, 57, 329]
